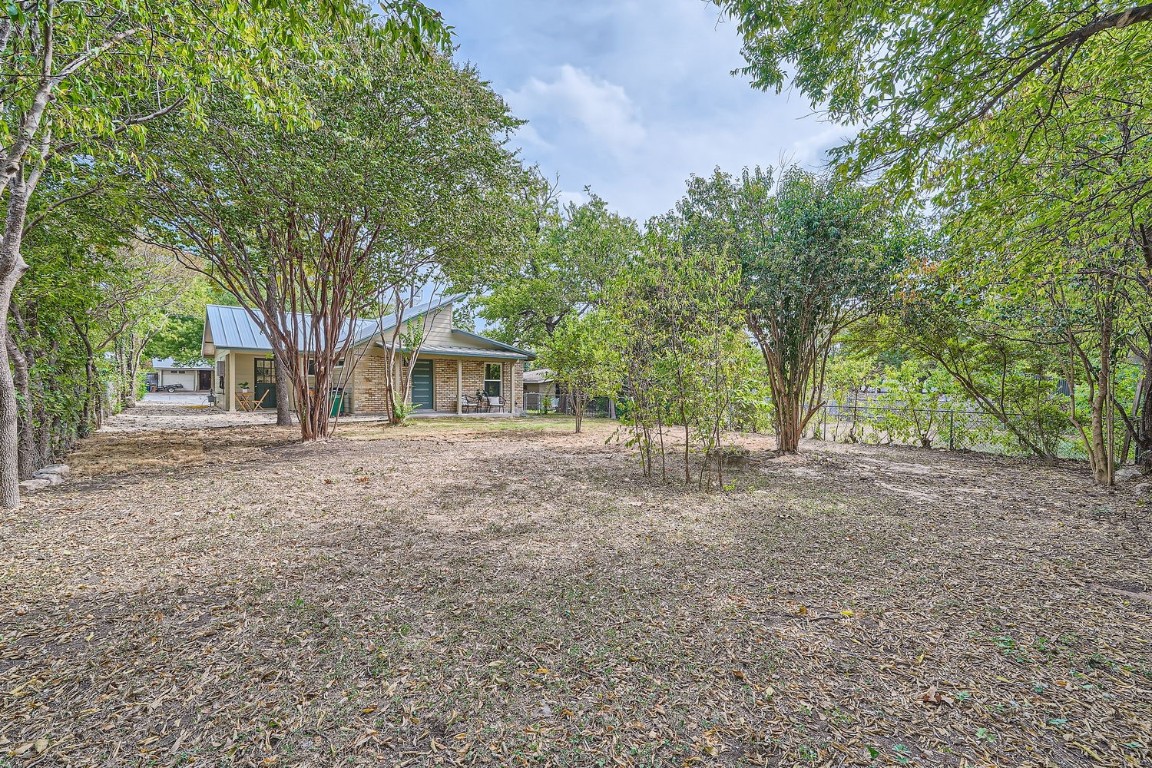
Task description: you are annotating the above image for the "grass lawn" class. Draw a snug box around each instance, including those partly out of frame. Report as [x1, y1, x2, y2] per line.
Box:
[1, 404, 1150, 766]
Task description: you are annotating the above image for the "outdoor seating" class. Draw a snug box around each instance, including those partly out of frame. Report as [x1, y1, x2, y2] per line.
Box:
[460, 394, 479, 413]
[485, 395, 503, 413]
[235, 390, 268, 412]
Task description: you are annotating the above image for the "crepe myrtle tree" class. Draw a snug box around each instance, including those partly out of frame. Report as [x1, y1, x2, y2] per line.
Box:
[673, 165, 908, 453]
[145, 28, 524, 441]
[0, 0, 448, 507]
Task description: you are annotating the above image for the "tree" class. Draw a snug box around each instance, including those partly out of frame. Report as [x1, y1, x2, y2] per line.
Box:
[9, 197, 197, 478]
[145, 28, 524, 441]
[715, 1, 1152, 182]
[537, 311, 622, 434]
[0, 0, 448, 507]
[477, 188, 640, 350]
[672, 165, 906, 452]
[606, 233, 758, 487]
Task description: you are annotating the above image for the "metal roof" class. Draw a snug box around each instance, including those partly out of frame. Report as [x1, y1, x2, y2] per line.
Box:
[203, 295, 465, 354]
[523, 368, 554, 384]
[450, 330, 535, 359]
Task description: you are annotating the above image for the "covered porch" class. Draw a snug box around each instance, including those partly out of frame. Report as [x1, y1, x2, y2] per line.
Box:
[415, 352, 527, 416]
[212, 351, 282, 412]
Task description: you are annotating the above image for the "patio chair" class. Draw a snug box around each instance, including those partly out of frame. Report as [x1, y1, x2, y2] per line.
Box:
[460, 394, 479, 413]
[485, 395, 504, 413]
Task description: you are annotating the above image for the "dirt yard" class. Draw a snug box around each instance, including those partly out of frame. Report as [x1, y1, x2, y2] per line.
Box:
[1, 402, 1150, 767]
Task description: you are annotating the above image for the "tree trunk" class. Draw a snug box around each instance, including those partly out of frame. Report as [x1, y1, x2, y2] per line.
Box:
[1134, 349, 1152, 474]
[5, 330, 36, 480]
[1088, 312, 1115, 486]
[266, 271, 294, 426]
[274, 353, 293, 426]
[0, 272, 24, 507]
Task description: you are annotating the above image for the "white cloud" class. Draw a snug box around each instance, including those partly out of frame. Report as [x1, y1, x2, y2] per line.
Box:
[444, 0, 856, 221]
[508, 65, 646, 153]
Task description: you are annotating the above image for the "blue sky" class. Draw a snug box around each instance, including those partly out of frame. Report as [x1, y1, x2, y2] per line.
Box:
[438, 0, 851, 223]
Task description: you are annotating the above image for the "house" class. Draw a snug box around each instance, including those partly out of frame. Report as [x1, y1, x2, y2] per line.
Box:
[148, 357, 214, 392]
[523, 368, 561, 412]
[200, 295, 534, 415]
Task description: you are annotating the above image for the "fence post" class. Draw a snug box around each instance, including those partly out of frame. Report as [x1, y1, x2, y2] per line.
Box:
[948, 410, 955, 451]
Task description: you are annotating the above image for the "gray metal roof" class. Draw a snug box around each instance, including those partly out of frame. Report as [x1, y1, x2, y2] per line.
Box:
[522, 368, 553, 384]
[450, 329, 535, 359]
[203, 295, 465, 354]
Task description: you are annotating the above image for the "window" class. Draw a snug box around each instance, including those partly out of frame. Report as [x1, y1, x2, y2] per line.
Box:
[484, 363, 503, 397]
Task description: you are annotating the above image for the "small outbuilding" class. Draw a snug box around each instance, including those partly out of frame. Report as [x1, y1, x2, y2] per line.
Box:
[148, 357, 214, 392]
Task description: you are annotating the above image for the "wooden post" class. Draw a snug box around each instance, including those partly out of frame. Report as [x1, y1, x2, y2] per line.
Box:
[227, 352, 237, 412]
[456, 359, 463, 415]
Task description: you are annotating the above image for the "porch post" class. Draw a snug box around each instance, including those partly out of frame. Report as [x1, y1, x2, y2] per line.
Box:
[456, 359, 463, 415]
[227, 352, 237, 412]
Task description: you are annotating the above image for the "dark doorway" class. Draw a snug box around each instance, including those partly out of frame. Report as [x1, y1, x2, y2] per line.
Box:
[254, 358, 277, 409]
[198, 370, 212, 391]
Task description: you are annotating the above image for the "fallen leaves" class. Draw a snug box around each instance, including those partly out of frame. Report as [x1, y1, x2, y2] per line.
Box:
[916, 685, 956, 706]
[3, 409, 1150, 767]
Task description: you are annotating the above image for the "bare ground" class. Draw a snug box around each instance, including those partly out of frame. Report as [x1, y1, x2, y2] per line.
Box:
[1, 402, 1151, 767]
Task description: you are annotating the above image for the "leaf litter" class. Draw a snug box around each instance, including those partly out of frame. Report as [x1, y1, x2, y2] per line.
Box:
[0, 402, 1150, 766]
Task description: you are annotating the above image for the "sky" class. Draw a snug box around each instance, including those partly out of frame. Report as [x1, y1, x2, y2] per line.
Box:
[437, 0, 851, 223]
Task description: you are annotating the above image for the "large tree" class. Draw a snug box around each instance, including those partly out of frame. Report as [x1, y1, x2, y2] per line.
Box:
[715, 1, 1152, 183]
[476, 188, 639, 350]
[0, 0, 447, 507]
[145, 29, 524, 440]
[671, 165, 907, 452]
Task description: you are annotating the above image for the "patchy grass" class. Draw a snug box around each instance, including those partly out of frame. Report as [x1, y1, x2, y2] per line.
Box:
[1, 403, 1150, 767]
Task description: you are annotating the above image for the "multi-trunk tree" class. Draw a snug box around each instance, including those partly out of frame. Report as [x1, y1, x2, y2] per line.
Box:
[671, 165, 907, 453]
[0, 0, 446, 506]
[144, 28, 524, 441]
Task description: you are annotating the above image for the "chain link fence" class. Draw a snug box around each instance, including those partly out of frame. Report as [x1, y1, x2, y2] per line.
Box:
[808, 401, 1123, 461]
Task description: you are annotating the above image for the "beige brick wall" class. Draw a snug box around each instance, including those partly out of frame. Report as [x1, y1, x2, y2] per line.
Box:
[429, 358, 525, 412]
[350, 351, 526, 414]
[351, 347, 392, 414]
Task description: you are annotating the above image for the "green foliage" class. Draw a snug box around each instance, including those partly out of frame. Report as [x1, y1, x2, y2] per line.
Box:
[669, 164, 909, 451]
[536, 310, 623, 434]
[606, 233, 760, 486]
[715, 1, 1152, 185]
[476, 186, 640, 350]
[143, 315, 205, 365]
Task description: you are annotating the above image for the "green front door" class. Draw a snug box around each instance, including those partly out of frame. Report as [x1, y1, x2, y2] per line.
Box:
[410, 359, 434, 411]
[254, 358, 277, 409]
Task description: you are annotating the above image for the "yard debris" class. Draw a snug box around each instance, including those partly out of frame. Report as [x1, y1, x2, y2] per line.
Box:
[1, 404, 1149, 766]
[916, 685, 955, 706]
